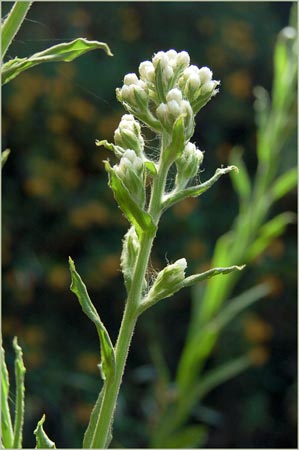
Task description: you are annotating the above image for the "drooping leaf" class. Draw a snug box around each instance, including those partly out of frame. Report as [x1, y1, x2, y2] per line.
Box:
[34, 415, 56, 449]
[12, 337, 26, 449]
[2, 38, 113, 85]
[69, 257, 115, 381]
[105, 161, 157, 238]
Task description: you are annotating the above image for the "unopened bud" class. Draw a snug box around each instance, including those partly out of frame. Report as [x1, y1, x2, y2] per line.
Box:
[175, 142, 204, 189]
[146, 258, 187, 303]
[114, 114, 144, 156]
[114, 150, 145, 207]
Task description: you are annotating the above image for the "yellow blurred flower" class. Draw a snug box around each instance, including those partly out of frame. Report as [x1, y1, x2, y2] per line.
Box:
[225, 70, 252, 99]
[249, 346, 270, 367]
[222, 20, 256, 57]
[69, 201, 110, 229]
[47, 264, 70, 291]
[77, 351, 100, 374]
[23, 325, 46, 346]
[243, 314, 273, 343]
[120, 7, 141, 42]
[172, 197, 199, 218]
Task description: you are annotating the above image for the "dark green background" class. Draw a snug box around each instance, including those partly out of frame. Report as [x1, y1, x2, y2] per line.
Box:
[2, 2, 297, 448]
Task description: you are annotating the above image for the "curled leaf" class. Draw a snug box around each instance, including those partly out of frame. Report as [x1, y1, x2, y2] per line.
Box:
[34, 415, 56, 449]
[2, 38, 113, 85]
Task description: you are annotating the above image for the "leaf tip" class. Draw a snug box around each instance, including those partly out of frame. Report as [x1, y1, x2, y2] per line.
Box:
[68, 256, 75, 270]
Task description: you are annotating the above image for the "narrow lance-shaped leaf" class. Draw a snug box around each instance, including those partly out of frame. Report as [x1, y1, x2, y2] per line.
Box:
[12, 337, 26, 449]
[2, 38, 113, 85]
[105, 160, 157, 239]
[271, 167, 297, 201]
[182, 264, 245, 289]
[162, 115, 185, 166]
[247, 211, 296, 262]
[229, 147, 251, 204]
[69, 257, 115, 381]
[163, 165, 238, 210]
[34, 415, 56, 449]
[1, 346, 14, 448]
[1, 1, 33, 60]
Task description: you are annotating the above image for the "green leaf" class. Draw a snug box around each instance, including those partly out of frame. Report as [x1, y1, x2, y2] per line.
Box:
[182, 264, 245, 289]
[1, 1, 33, 60]
[162, 115, 185, 165]
[160, 425, 208, 448]
[247, 212, 296, 261]
[155, 61, 167, 103]
[34, 415, 56, 448]
[2, 38, 113, 85]
[69, 257, 115, 381]
[193, 354, 252, 403]
[163, 165, 238, 210]
[1, 149, 11, 168]
[271, 167, 297, 200]
[105, 161, 157, 238]
[145, 160, 158, 176]
[229, 147, 251, 204]
[12, 337, 26, 449]
[83, 388, 103, 448]
[1, 346, 14, 448]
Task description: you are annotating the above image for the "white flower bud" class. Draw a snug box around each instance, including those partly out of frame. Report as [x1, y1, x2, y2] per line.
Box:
[188, 74, 201, 91]
[152, 51, 168, 68]
[167, 100, 181, 116]
[124, 73, 139, 85]
[201, 80, 216, 95]
[198, 66, 213, 84]
[166, 88, 183, 103]
[177, 51, 190, 68]
[166, 49, 178, 66]
[162, 65, 174, 84]
[114, 115, 144, 156]
[139, 61, 155, 82]
[156, 103, 168, 121]
[175, 142, 204, 189]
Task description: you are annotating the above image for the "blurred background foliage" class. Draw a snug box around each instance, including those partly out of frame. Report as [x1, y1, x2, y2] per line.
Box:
[2, 2, 296, 448]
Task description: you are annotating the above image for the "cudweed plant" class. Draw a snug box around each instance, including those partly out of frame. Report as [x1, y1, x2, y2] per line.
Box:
[66, 49, 245, 448]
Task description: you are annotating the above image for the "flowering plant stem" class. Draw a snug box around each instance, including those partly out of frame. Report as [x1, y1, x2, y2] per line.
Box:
[90, 143, 169, 448]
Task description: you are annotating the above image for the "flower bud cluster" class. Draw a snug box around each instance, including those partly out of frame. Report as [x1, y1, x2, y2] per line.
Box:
[156, 88, 194, 138]
[117, 73, 149, 109]
[114, 149, 145, 207]
[146, 258, 187, 304]
[178, 65, 219, 111]
[175, 142, 204, 189]
[114, 114, 144, 157]
[116, 49, 219, 135]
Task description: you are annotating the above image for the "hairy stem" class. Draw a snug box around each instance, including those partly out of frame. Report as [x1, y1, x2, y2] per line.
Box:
[90, 146, 169, 448]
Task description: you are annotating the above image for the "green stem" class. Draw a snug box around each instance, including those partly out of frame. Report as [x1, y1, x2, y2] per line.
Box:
[1, 1, 33, 60]
[90, 147, 169, 448]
